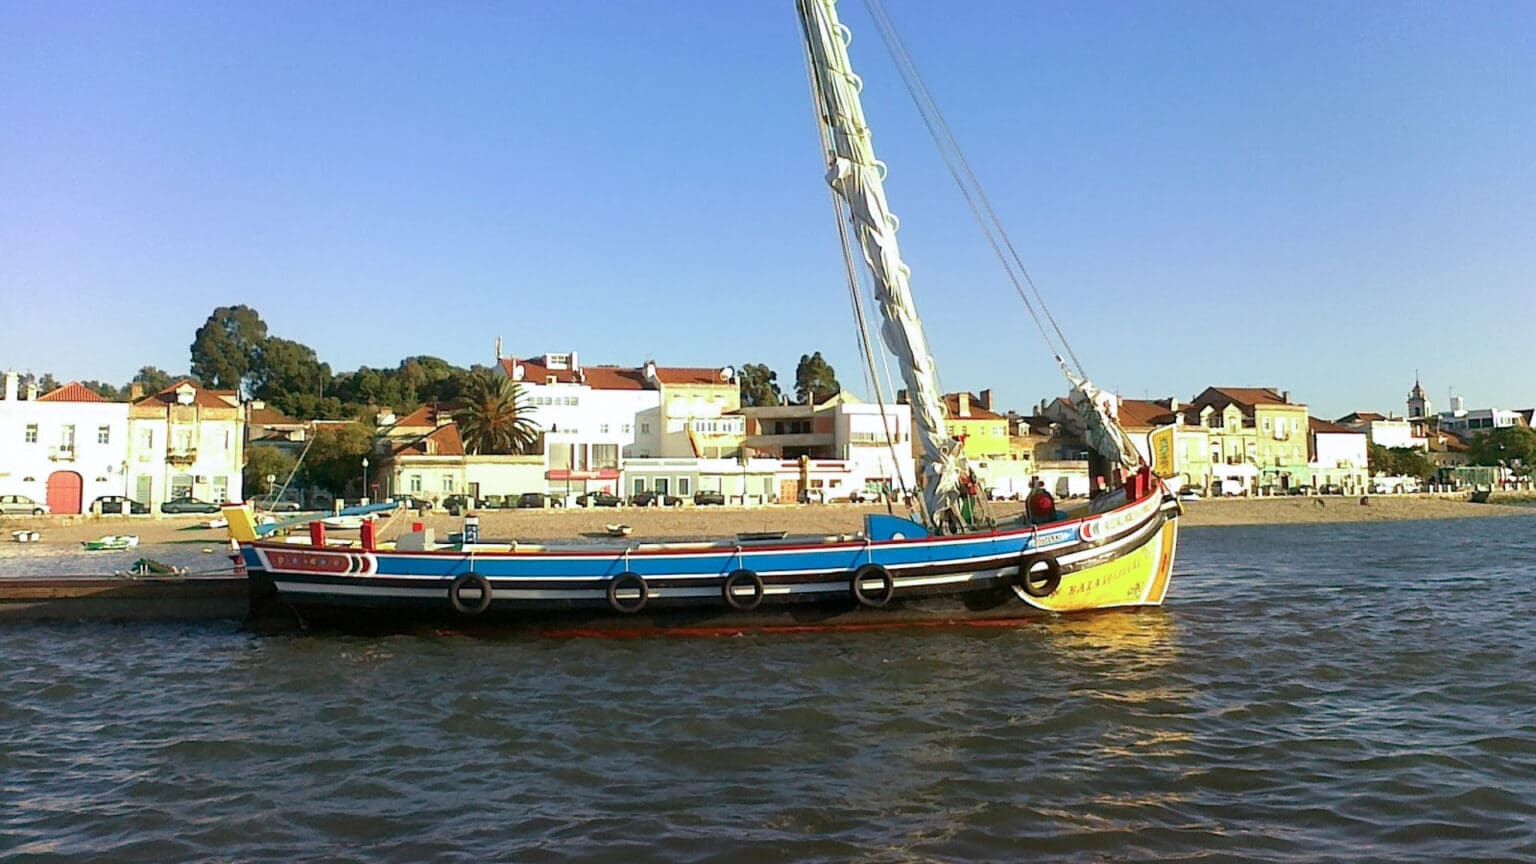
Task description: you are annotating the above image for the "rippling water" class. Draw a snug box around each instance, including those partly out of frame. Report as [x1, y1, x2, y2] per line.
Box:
[3, 516, 1535, 862]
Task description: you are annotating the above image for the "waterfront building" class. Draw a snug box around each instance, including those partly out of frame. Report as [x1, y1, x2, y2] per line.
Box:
[0, 374, 130, 514]
[1306, 418, 1369, 493]
[1435, 394, 1526, 441]
[1335, 412, 1427, 450]
[127, 380, 244, 508]
[1188, 387, 1311, 495]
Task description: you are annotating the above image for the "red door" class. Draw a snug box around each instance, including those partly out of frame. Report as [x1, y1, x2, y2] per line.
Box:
[46, 471, 83, 515]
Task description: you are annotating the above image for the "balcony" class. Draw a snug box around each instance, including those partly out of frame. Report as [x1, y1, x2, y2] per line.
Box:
[49, 446, 76, 462]
[167, 448, 198, 465]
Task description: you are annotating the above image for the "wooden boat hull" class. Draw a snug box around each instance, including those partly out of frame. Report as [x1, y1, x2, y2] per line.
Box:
[238, 487, 1180, 633]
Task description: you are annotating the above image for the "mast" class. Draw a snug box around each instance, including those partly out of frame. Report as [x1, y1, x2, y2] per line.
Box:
[795, 0, 967, 528]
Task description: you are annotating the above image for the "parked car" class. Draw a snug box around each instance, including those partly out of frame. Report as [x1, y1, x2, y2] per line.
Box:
[576, 491, 623, 507]
[798, 488, 827, 504]
[479, 495, 504, 510]
[0, 494, 50, 516]
[517, 492, 563, 509]
[90, 495, 149, 515]
[986, 487, 1020, 502]
[1177, 489, 1201, 502]
[1287, 484, 1315, 496]
[1319, 483, 1344, 495]
[260, 499, 302, 512]
[845, 488, 883, 504]
[161, 497, 221, 514]
[442, 495, 477, 515]
[693, 489, 727, 506]
[631, 491, 682, 507]
[393, 496, 432, 511]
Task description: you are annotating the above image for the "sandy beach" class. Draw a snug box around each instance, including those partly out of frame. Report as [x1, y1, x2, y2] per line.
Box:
[2, 492, 1531, 549]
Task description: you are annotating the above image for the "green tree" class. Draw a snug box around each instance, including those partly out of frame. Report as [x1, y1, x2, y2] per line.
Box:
[190, 305, 268, 392]
[453, 370, 541, 455]
[793, 351, 840, 405]
[1468, 426, 1536, 475]
[251, 336, 332, 416]
[738, 362, 782, 407]
[80, 380, 125, 400]
[1389, 447, 1435, 480]
[131, 366, 181, 396]
[302, 422, 374, 497]
[243, 445, 299, 500]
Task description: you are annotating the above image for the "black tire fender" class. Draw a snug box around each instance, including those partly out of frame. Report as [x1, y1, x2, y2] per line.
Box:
[851, 563, 895, 608]
[722, 568, 765, 611]
[1014, 554, 1062, 598]
[448, 571, 493, 615]
[607, 571, 649, 614]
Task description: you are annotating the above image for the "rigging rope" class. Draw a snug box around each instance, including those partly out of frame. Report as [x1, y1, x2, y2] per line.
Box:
[860, 0, 1088, 381]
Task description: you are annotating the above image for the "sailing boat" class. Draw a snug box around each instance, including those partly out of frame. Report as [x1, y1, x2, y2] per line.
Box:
[223, 0, 1179, 633]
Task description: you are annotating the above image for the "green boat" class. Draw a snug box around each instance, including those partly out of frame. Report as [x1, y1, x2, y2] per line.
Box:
[80, 535, 140, 552]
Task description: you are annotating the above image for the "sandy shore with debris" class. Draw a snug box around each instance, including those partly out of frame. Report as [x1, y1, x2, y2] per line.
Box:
[2, 492, 1531, 549]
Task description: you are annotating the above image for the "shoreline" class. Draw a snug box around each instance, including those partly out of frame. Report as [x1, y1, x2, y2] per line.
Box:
[1, 492, 1531, 549]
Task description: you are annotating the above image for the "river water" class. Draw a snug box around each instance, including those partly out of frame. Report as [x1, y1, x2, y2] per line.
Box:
[2, 516, 1534, 863]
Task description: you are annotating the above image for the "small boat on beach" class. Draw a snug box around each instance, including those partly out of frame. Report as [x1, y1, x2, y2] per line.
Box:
[81, 535, 140, 552]
[115, 557, 189, 578]
[11, 529, 41, 543]
[222, 0, 1180, 634]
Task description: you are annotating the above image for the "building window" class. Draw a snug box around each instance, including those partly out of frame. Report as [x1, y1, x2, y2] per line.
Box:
[24, 424, 37, 443]
[409, 474, 423, 493]
[640, 422, 650, 434]
[442, 475, 455, 492]
[211, 476, 228, 503]
[633, 478, 646, 495]
[171, 474, 194, 500]
[622, 424, 632, 434]
[677, 477, 692, 496]
[97, 425, 111, 444]
[142, 429, 153, 449]
[599, 423, 609, 434]
[592, 443, 619, 469]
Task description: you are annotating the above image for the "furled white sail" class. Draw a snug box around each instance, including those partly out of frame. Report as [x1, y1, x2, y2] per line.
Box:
[1065, 369, 1143, 473]
[796, 0, 966, 527]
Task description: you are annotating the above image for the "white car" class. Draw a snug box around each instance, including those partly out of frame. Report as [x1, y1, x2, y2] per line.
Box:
[0, 494, 50, 516]
[846, 489, 883, 504]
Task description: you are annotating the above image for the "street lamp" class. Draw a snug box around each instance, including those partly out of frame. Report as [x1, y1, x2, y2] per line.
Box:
[361, 457, 369, 505]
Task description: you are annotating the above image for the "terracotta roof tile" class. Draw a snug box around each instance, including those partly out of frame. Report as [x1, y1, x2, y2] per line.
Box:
[133, 379, 240, 409]
[1116, 398, 1179, 428]
[37, 382, 109, 403]
[1309, 417, 1358, 435]
[940, 393, 1003, 421]
[389, 422, 465, 457]
[247, 406, 301, 426]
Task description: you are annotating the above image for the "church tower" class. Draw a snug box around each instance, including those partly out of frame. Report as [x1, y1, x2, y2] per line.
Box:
[1407, 373, 1431, 419]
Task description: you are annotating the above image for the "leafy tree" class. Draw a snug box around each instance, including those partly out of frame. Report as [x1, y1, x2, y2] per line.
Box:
[302, 422, 374, 497]
[80, 380, 125, 401]
[251, 337, 332, 416]
[738, 362, 782, 407]
[453, 370, 540, 455]
[793, 351, 840, 405]
[190, 305, 268, 392]
[131, 366, 182, 396]
[1368, 443, 1435, 479]
[1468, 426, 1536, 475]
[17, 372, 59, 397]
[244, 445, 299, 499]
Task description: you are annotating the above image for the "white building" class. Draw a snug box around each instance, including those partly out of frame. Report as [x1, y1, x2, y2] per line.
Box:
[1436, 397, 1524, 439]
[127, 380, 245, 508]
[0, 374, 130, 514]
[832, 401, 916, 490]
[1307, 418, 1369, 493]
[1335, 412, 1426, 450]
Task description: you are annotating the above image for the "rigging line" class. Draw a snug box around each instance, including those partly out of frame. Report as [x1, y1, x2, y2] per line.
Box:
[861, 0, 1088, 378]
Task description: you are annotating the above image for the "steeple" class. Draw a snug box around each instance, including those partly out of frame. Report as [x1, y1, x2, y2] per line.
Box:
[1407, 371, 1430, 419]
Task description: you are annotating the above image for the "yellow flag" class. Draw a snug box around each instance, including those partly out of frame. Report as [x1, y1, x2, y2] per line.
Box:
[1149, 425, 1176, 478]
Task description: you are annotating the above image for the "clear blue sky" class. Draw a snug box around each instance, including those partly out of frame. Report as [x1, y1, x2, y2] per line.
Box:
[2, 1, 1532, 420]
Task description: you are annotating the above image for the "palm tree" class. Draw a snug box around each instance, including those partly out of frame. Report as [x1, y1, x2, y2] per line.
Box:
[453, 370, 541, 455]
